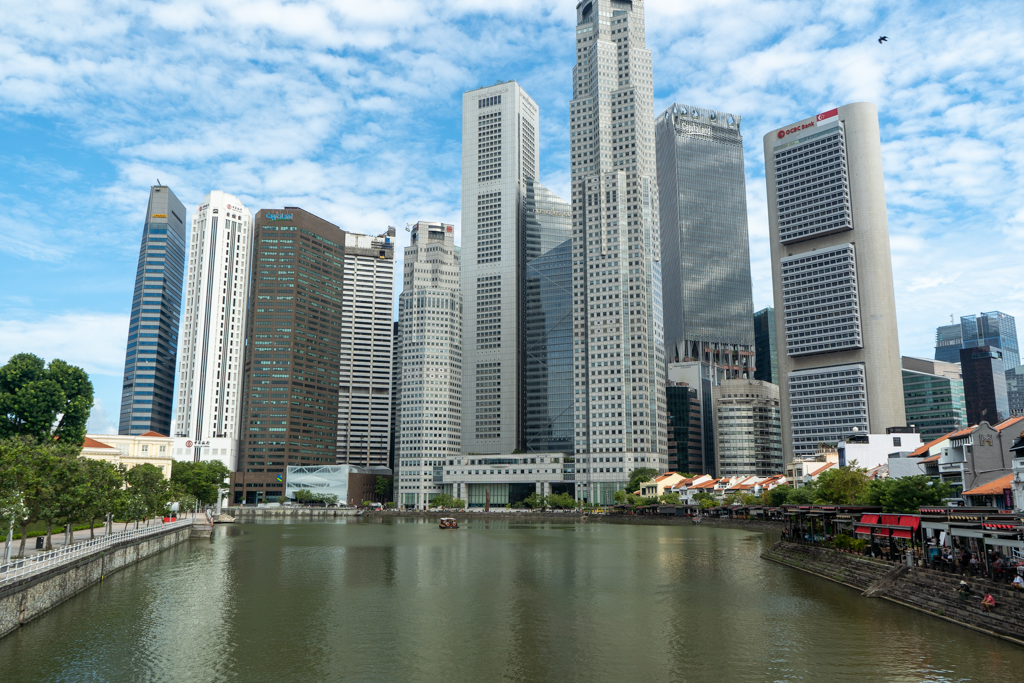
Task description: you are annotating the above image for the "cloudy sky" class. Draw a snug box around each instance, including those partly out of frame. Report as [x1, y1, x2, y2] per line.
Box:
[2, 0, 1022, 434]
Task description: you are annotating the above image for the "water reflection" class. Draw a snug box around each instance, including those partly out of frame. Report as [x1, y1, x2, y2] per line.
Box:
[0, 519, 1021, 683]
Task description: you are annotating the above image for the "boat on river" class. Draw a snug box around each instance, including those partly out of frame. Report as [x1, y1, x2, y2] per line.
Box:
[439, 518, 459, 529]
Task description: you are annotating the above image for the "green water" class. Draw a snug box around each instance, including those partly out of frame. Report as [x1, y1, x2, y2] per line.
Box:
[2, 518, 1022, 682]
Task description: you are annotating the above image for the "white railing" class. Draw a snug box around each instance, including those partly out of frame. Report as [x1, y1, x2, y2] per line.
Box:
[0, 518, 193, 587]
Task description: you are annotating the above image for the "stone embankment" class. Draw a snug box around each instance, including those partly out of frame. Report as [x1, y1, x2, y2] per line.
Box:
[227, 506, 356, 519]
[0, 523, 193, 639]
[763, 541, 1024, 646]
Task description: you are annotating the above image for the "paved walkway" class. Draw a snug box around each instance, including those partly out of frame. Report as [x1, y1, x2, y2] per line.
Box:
[3, 515, 204, 560]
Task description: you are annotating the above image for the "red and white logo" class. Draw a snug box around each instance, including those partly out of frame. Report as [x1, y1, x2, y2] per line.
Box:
[777, 130, 786, 139]
[817, 108, 838, 122]
[185, 440, 194, 448]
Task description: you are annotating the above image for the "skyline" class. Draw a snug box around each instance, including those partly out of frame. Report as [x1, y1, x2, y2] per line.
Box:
[2, 0, 1023, 434]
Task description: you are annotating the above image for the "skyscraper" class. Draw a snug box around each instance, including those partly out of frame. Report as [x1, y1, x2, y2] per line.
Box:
[460, 81, 539, 454]
[1006, 365, 1024, 416]
[119, 185, 186, 436]
[960, 346, 1009, 426]
[764, 102, 905, 461]
[901, 356, 967, 442]
[523, 180, 573, 453]
[396, 221, 462, 509]
[936, 312, 1020, 370]
[753, 307, 779, 385]
[233, 208, 394, 504]
[173, 191, 251, 469]
[334, 227, 396, 468]
[571, 0, 668, 503]
[655, 104, 755, 376]
[712, 378, 783, 478]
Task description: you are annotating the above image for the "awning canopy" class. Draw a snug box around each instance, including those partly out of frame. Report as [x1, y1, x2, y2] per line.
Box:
[855, 513, 879, 534]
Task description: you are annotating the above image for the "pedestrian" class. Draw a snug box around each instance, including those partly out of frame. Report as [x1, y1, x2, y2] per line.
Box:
[956, 580, 971, 602]
[1011, 575, 1024, 592]
[981, 594, 996, 612]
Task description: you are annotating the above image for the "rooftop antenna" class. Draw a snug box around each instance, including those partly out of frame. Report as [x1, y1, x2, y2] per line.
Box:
[157, 178, 161, 185]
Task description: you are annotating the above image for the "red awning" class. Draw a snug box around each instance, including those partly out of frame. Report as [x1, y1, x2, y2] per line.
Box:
[892, 515, 921, 539]
[855, 513, 879, 534]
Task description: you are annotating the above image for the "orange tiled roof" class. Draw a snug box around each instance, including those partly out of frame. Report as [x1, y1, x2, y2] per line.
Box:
[994, 416, 1024, 433]
[140, 431, 168, 437]
[961, 473, 1014, 497]
[808, 462, 836, 477]
[948, 427, 976, 439]
[909, 430, 960, 457]
[83, 436, 116, 449]
[920, 453, 941, 463]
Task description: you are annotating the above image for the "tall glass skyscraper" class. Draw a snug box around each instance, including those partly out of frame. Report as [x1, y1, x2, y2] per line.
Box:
[524, 180, 573, 453]
[656, 104, 755, 377]
[119, 185, 186, 436]
[935, 312, 1019, 369]
[753, 307, 778, 385]
[570, 0, 669, 504]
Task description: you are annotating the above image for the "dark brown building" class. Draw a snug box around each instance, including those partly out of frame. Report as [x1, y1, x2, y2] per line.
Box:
[960, 345, 1010, 427]
[234, 208, 349, 503]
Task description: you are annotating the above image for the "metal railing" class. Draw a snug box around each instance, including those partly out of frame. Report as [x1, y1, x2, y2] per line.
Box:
[0, 518, 193, 587]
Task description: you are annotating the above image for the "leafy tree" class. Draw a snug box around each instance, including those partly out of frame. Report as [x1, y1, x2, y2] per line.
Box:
[613, 489, 628, 505]
[374, 476, 391, 499]
[80, 459, 124, 537]
[858, 475, 953, 513]
[293, 489, 314, 503]
[0, 354, 94, 447]
[787, 487, 815, 505]
[312, 493, 339, 506]
[124, 464, 172, 523]
[766, 485, 793, 507]
[171, 460, 231, 505]
[547, 492, 577, 509]
[814, 464, 869, 505]
[659, 492, 681, 505]
[522, 492, 547, 510]
[430, 492, 463, 509]
[694, 491, 718, 509]
[47, 454, 87, 548]
[627, 467, 659, 494]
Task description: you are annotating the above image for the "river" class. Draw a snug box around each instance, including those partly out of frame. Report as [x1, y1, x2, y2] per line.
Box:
[2, 518, 1022, 682]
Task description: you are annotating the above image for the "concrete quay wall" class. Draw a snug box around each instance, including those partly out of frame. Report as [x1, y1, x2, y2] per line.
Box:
[763, 541, 1024, 646]
[0, 524, 192, 639]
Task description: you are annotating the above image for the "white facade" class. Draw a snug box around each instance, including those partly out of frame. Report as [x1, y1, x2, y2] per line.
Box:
[335, 229, 396, 468]
[396, 221, 463, 509]
[839, 432, 922, 471]
[171, 437, 237, 471]
[440, 453, 577, 507]
[460, 81, 539, 454]
[570, 0, 668, 503]
[764, 102, 906, 461]
[175, 191, 251, 469]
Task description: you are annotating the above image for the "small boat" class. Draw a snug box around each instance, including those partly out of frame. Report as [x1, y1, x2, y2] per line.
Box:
[439, 517, 459, 529]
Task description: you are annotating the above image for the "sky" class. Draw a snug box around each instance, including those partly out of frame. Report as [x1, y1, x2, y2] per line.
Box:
[1, 0, 1023, 435]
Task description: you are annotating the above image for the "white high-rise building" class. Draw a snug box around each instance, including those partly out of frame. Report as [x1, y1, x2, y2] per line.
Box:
[335, 229, 396, 468]
[570, 0, 668, 504]
[395, 221, 463, 509]
[460, 81, 539, 454]
[174, 191, 252, 470]
[764, 102, 905, 462]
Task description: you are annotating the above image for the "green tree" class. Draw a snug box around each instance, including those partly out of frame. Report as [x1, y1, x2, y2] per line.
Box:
[694, 491, 718, 509]
[627, 467, 659, 494]
[293, 489, 313, 504]
[312, 493, 339, 506]
[171, 460, 231, 505]
[787, 487, 815, 505]
[124, 464, 172, 524]
[613, 489, 628, 505]
[859, 475, 953, 513]
[814, 464, 869, 505]
[47, 454, 87, 548]
[766, 485, 793, 507]
[80, 459, 124, 537]
[0, 354, 94, 447]
[374, 476, 391, 499]
[522, 492, 547, 510]
[659, 491, 681, 505]
[547, 492, 577, 509]
[431, 493, 461, 509]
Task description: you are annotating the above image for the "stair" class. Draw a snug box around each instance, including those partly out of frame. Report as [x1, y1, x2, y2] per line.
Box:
[762, 542, 893, 591]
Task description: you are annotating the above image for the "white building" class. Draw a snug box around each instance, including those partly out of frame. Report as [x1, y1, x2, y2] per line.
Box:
[460, 81, 539, 455]
[440, 453, 577, 507]
[396, 221, 463, 509]
[335, 229, 396, 468]
[570, 0, 668, 505]
[764, 102, 906, 462]
[838, 431, 922, 471]
[174, 191, 252, 470]
[83, 432, 175, 479]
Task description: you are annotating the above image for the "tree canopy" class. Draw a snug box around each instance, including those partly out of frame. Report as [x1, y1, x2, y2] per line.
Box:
[171, 459, 231, 504]
[627, 467, 659, 494]
[813, 464, 869, 505]
[0, 353, 94, 447]
[858, 475, 954, 512]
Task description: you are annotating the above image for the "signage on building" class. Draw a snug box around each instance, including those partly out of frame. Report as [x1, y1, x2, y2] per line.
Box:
[185, 440, 210, 448]
[265, 212, 293, 221]
[773, 108, 840, 147]
[1005, 488, 1014, 508]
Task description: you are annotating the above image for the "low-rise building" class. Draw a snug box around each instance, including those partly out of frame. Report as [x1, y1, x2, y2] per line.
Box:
[961, 473, 1015, 509]
[838, 429, 923, 470]
[81, 432, 174, 479]
[284, 465, 392, 506]
[786, 460, 836, 488]
[937, 416, 1024, 496]
[638, 472, 686, 498]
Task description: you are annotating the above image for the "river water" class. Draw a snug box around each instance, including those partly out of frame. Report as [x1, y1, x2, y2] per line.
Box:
[2, 518, 1023, 682]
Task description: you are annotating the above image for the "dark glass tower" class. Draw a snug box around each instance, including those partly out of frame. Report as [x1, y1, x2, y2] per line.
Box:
[960, 346, 1009, 425]
[523, 180, 573, 453]
[753, 307, 778, 385]
[936, 312, 1019, 369]
[118, 185, 186, 436]
[656, 104, 755, 377]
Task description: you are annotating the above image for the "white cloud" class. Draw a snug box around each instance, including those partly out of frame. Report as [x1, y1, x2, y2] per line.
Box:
[0, 313, 129, 378]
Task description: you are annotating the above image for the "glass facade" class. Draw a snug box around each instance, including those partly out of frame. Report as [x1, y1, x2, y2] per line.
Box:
[960, 346, 1009, 425]
[902, 369, 967, 443]
[656, 105, 755, 376]
[934, 323, 964, 364]
[523, 180, 573, 453]
[666, 384, 702, 474]
[713, 379, 783, 478]
[935, 312, 1019, 369]
[1006, 366, 1024, 416]
[119, 185, 186, 436]
[753, 307, 778, 385]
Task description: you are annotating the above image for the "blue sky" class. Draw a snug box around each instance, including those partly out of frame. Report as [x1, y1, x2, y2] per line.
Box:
[2, 0, 1023, 434]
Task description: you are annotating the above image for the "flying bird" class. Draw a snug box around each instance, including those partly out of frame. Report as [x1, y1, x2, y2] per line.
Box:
[878, 36, 888, 43]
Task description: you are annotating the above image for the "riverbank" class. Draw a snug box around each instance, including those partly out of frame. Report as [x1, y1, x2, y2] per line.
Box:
[763, 541, 1024, 647]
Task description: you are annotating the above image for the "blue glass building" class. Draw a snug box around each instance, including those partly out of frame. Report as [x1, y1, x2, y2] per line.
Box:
[118, 185, 186, 435]
[523, 180, 573, 453]
[935, 312, 1019, 369]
